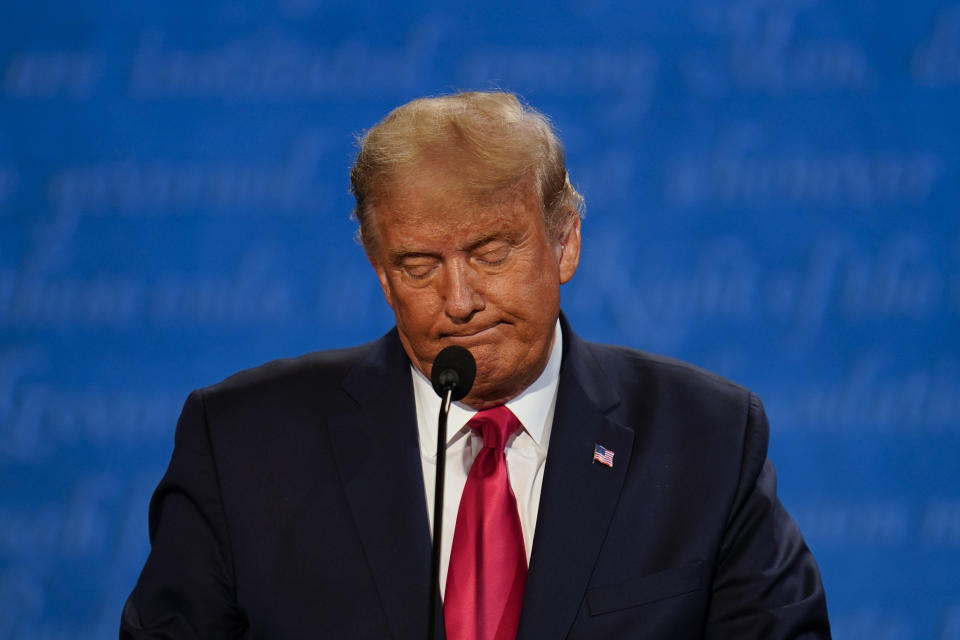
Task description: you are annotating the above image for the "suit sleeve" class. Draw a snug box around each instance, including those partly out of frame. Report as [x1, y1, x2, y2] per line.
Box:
[704, 393, 831, 640]
[120, 390, 248, 639]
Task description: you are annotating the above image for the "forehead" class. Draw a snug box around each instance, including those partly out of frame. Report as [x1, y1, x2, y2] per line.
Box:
[373, 164, 543, 250]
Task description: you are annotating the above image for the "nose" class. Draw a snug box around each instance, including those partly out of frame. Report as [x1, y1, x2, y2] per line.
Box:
[443, 258, 484, 322]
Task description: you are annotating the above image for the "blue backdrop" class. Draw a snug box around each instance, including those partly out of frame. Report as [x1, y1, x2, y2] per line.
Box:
[2, 1, 959, 637]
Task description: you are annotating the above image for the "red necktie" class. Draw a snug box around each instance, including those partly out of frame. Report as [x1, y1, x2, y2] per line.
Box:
[444, 405, 527, 640]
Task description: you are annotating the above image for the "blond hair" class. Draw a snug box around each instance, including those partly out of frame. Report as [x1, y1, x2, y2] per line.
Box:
[350, 91, 584, 253]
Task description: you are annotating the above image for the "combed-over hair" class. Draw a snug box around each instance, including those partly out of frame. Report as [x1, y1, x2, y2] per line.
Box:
[349, 91, 584, 254]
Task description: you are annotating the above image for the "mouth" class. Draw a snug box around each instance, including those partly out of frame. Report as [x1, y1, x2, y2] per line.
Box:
[439, 322, 505, 341]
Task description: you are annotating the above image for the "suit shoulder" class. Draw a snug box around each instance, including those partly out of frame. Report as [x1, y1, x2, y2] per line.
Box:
[584, 340, 755, 407]
[577, 339, 768, 466]
[199, 341, 374, 403]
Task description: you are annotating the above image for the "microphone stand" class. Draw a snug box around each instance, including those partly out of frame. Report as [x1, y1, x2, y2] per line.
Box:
[428, 387, 453, 640]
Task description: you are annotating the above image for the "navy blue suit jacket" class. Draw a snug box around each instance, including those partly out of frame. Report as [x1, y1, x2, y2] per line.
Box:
[121, 318, 830, 638]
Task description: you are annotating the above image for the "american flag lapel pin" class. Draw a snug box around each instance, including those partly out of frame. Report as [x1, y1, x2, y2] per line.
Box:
[593, 443, 614, 468]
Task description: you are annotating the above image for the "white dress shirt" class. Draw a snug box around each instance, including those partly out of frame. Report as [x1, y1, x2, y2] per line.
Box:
[413, 320, 562, 597]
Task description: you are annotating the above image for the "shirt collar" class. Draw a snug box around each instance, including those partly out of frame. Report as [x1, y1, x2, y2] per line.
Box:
[412, 319, 563, 454]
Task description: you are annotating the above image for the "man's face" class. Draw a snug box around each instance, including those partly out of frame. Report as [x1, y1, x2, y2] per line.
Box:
[368, 165, 581, 408]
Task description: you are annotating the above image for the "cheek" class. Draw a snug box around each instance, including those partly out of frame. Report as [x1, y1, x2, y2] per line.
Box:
[391, 285, 441, 330]
[492, 265, 560, 317]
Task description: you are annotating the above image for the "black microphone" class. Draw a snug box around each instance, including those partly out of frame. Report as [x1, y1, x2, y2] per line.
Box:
[427, 345, 476, 639]
[430, 345, 476, 401]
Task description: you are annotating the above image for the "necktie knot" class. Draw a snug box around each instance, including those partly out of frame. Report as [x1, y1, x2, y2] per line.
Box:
[467, 405, 520, 451]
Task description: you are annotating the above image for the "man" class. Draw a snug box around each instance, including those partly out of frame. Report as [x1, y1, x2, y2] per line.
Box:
[121, 91, 830, 639]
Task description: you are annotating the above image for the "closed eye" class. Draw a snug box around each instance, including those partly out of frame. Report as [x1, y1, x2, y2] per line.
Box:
[401, 262, 437, 279]
[473, 243, 511, 266]
[395, 254, 440, 280]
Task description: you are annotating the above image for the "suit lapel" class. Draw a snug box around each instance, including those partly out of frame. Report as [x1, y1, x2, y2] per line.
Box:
[518, 323, 635, 639]
[326, 322, 635, 639]
[326, 330, 440, 640]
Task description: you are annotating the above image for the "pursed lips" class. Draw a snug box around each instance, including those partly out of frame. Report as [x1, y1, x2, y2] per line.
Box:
[439, 322, 504, 340]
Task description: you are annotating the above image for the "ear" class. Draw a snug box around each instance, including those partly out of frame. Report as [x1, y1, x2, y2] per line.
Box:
[556, 215, 581, 284]
[371, 257, 396, 310]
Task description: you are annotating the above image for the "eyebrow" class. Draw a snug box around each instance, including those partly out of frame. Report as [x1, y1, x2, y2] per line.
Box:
[388, 248, 438, 265]
[465, 232, 506, 252]
[387, 232, 508, 264]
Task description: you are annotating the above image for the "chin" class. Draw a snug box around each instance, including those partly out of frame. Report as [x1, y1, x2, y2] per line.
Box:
[462, 382, 514, 409]
[471, 365, 532, 406]
[461, 346, 497, 376]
